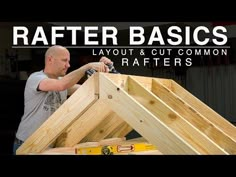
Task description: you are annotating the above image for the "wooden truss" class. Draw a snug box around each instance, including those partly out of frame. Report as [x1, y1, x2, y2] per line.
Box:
[16, 73, 236, 155]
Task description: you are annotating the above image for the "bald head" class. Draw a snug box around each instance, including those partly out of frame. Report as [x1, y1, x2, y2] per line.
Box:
[45, 45, 69, 62]
[43, 45, 71, 77]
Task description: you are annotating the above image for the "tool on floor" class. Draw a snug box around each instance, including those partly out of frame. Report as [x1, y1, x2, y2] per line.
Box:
[75, 143, 157, 155]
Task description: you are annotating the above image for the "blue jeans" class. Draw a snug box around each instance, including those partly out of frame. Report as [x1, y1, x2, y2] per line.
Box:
[13, 138, 24, 155]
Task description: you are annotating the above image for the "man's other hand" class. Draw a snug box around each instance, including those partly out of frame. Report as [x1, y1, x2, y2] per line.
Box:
[99, 56, 113, 65]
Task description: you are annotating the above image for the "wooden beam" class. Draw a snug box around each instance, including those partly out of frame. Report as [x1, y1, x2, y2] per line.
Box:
[125, 137, 148, 143]
[106, 121, 133, 138]
[159, 79, 236, 141]
[127, 76, 227, 154]
[16, 74, 98, 154]
[73, 142, 100, 148]
[103, 73, 153, 90]
[55, 100, 111, 147]
[129, 150, 162, 155]
[40, 147, 76, 155]
[152, 79, 236, 154]
[99, 73, 199, 154]
[98, 137, 126, 146]
[80, 111, 124, 142]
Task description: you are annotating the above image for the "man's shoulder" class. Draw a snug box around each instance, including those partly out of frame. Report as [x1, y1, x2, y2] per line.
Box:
[29, 70, 45, 77]
[27, 70, 47, 81]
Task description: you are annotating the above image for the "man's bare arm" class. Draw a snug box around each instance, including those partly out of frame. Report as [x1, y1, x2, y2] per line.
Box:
[68, 84, 81, 96]
[38, 62, 108, 92]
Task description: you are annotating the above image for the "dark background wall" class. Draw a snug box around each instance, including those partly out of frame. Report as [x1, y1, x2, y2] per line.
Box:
[0, 80, 25, 154]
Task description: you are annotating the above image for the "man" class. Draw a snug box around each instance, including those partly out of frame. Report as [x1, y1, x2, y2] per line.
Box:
[13, 45, 112, 154]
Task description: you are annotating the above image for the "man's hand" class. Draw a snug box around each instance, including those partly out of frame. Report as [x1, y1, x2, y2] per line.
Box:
[99, 56, 113, 65]
[88, 62, 109, 72]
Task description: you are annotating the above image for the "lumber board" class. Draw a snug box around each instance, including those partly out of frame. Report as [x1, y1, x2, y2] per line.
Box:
[104, 73, 153, 90]
[125, 137, 148, 143]
[127, 76, 227, 154]
[98, 137, 126, 146]
[128, 150, 162, 155]
[80, 111, 125, 142]
[40, 147, 76, 155]
[152, 79, 236, 154]
[73, 142, 100, 148]
[106, 121, 133, 138]
[55, 100, 111, 147]
[16, 74, 98, 154]
[159, 79, 236, 141]
[99, 73, 199, 154]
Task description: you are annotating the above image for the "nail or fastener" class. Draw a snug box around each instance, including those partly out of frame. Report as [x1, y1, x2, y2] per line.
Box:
[108, 95, 112, 99]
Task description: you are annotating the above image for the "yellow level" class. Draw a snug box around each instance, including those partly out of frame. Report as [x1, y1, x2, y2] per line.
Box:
[75, 143, 157, 155]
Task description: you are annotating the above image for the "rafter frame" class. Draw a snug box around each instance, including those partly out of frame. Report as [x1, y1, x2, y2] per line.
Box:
[17, 73, 236, 155]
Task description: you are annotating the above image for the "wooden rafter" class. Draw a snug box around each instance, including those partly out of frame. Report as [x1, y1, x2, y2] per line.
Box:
[80, 111, 126, 142]
[55, 100, 111, 147]
[158, 79, 236, 141]
[16, 74, 98, 154]
[99, 73, 199, 154]
[151, 79, 236, 154]
[17, 72, 236, 155]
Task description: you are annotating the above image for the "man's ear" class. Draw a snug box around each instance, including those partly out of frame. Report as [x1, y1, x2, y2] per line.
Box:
[47, 56, 53, 63]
